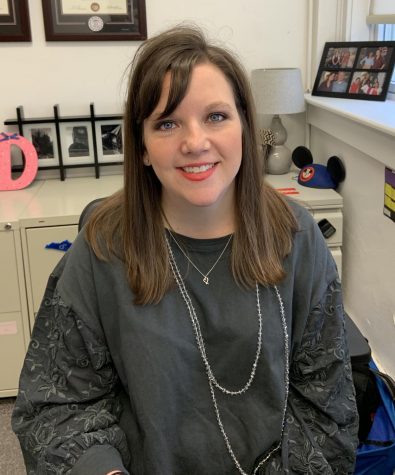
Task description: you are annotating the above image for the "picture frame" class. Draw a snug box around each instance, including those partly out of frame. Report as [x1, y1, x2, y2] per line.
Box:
[23, 124, 59, 168]
[95, 120, 124, 163]
[41, 0, 147, 41]
[0, 0, 31, 42]
[59, 122, 95, 165]
[312, 41, 395, 101]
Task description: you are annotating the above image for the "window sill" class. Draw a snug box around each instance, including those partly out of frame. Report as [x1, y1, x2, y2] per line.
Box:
[305, 93, 395, 168]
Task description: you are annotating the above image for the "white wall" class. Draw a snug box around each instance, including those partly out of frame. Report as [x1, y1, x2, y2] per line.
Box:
[1, 0, 309, 154]
[308, 0, 395, 377]
[310, 124, 395, 377]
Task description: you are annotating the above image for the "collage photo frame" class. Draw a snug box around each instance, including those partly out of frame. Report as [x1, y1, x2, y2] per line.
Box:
[312, 41, 395, 101]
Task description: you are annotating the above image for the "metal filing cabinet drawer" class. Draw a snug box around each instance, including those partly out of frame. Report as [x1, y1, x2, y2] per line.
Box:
[25, 225, 78, 315]
[312, 210, 343, 247]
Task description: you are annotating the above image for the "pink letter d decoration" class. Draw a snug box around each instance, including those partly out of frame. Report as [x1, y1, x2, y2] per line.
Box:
[0, 133, 38, 191]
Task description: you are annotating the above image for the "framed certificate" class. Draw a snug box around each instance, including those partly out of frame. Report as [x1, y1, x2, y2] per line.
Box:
[0, 0, 31, 42]
[42, 0, 147, 41]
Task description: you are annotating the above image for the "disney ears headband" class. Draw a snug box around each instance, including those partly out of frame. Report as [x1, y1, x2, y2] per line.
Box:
[292, 146, 346, 189]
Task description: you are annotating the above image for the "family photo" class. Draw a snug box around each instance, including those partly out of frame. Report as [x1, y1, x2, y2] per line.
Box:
[324, 46, 357, 69]
[317, 70, 351, 93]
[313, 41, 395, 100]
[349, 71, 386, 95]
[357, 46, 392, 70]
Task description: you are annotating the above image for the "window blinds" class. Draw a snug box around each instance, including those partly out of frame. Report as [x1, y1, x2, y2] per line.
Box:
[367, 0, 395, 24]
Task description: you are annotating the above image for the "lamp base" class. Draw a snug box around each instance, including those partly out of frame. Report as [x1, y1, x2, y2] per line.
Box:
[266, 144, 292, 175]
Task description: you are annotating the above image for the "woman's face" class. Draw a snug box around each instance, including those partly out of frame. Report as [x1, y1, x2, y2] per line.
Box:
[143, 62, 243, 218]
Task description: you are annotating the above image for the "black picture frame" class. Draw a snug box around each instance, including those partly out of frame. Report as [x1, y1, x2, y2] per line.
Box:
[4, 105, 124, 180]
[312, 41, 395, 101]
[42, 0, 147, 41]
[0, 0, 31, 42]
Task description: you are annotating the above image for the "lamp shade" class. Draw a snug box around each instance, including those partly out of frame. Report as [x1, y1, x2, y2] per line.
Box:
[251, 68, 305, 115]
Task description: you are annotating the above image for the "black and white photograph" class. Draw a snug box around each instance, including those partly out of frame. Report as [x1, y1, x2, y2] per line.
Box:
[23, 124, 59, 167]
[95, 120, 124, 163]
[60, 122, 94, 165]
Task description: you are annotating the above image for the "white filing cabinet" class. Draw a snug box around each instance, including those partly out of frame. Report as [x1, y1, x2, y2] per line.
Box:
[24, 225, 78, 316]
[265, 172, 343, 276]
[18, 175, 123, 331]
[0, 182, 42, 397]
[0, 175, 122, 396]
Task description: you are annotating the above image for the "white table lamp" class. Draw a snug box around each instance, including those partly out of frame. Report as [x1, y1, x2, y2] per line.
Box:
[251, 68, 305, 174]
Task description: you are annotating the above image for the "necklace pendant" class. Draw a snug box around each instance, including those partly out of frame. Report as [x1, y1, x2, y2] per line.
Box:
[203, 276, 209, 285]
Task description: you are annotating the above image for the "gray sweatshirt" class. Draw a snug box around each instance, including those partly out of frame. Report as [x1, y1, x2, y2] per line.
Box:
[12, 201, 358, 474]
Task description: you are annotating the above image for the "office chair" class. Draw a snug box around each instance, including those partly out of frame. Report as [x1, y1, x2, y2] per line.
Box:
[78, 197, 105, 232]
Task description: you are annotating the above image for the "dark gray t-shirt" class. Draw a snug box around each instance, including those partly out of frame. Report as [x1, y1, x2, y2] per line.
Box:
[13, 201, 359, 475]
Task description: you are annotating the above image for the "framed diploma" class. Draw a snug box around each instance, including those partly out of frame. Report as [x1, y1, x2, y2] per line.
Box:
[42, 0, 147, 41]
[0, 0, 31, 42]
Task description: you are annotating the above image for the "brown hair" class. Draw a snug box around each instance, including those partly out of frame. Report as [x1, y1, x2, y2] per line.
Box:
[86, 25, 297, 304]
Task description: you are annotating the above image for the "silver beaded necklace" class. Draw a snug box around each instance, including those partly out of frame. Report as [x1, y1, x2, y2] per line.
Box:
[167, 229, 233, 285]
[166, 236, 290, 474]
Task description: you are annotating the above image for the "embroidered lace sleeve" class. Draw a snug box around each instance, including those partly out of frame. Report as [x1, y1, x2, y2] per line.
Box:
[262, 278, 359, 474]
[12, 270, 131, 475]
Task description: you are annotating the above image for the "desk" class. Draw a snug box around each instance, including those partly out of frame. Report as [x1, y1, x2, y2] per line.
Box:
[265, 172, 343, 274]
[0, 172, 342, 396]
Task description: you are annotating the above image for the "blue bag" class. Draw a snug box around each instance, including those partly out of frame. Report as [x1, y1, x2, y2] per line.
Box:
[354, 361, 395, 475]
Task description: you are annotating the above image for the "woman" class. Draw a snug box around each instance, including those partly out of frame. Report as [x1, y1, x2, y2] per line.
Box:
[12, 26, 358, 475]
[349, 76, 361, 94]
[329, 48, 341, 67]
[368, 78, 381, 96]
[317, 71, 336, 92]
[372, 49, 385, 70]
[360, 51, 375, 69]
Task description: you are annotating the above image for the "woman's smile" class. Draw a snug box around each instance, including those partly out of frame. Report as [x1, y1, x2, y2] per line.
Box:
[178, 162, 218, 180]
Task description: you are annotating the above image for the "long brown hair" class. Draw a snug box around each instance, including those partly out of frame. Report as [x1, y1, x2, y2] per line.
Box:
[86, 25, 297, 304]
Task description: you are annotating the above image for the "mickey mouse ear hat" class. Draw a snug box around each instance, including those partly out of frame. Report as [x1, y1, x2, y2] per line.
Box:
[292, 146, 345, 189]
